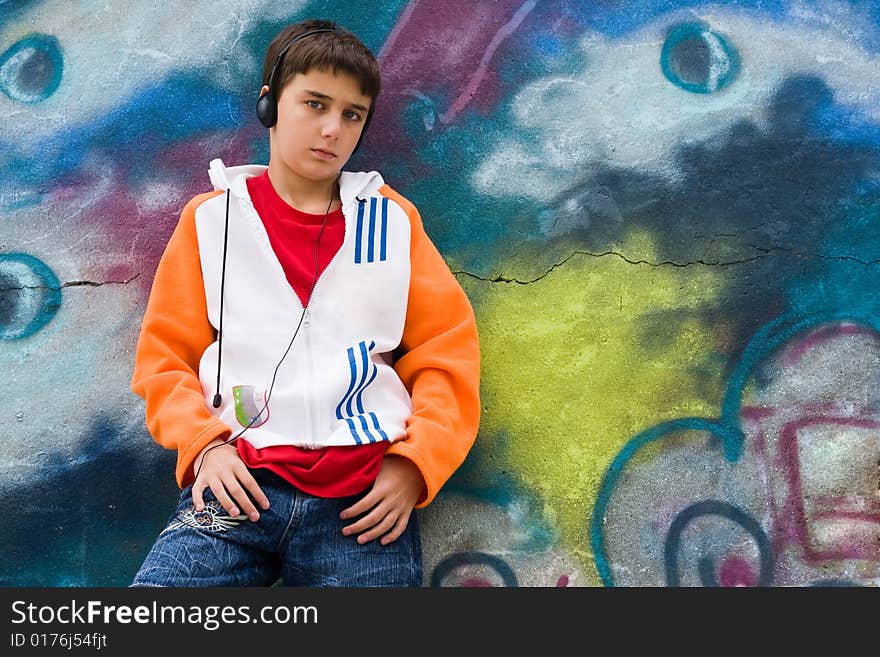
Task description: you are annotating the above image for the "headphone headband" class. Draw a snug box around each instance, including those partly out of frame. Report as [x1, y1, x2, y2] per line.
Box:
[264, 28, 337, 93]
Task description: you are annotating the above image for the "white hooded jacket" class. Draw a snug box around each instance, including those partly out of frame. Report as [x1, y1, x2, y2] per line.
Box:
[195, 158, 413, 449]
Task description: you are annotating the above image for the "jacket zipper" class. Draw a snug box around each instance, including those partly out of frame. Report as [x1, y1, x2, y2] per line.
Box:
[303, 308, 317, 443]
[299, 199, 352, 445]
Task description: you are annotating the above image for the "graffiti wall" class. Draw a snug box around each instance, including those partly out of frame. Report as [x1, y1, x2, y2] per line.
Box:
[1, 0, 878, 586]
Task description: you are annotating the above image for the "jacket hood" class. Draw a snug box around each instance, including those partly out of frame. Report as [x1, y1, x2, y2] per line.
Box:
[208, 158, 386, 206]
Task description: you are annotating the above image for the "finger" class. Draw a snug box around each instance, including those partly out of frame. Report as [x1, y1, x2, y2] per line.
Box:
[192, 484, 206, 511]
[339, 490, 379, 520]
[379, 513, 410, 546]
[222, 477, 260, 521]
[355, 512, 398, 545]
[210, 481, 241, 517]
[236, 466, 270, 510]
[341, 504, 388, 536]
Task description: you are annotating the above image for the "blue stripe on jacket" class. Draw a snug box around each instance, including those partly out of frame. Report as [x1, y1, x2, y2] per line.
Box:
[380, 197, 388, 261]
[335, 340, 386, 444]
[367, 198, 377, 263]
[354, 200, 365, 264]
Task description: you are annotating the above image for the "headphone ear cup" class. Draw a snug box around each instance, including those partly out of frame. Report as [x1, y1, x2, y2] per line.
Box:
[256, 91, 276, 128]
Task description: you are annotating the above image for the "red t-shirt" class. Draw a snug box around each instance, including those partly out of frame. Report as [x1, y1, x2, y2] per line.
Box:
[238, 171, 386, 496]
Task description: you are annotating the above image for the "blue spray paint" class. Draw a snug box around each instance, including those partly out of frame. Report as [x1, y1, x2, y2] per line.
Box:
[430, 551, 519, 587]
[0, 253, 62, 340]
[0, 34, 63, 103]
[660, 22, 739, 93]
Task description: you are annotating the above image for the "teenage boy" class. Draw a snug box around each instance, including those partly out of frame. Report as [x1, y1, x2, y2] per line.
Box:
[129, 19, 480, 586]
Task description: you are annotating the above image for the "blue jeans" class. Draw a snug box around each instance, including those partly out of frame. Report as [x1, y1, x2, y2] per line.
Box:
[131, 466, 422, 587]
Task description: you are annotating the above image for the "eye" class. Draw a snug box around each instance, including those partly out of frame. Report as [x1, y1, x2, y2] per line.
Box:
[0, 34, 64, 104]
[0, 253, 62, 341]
[305, 99, 324, 109]
[344, 110, 363, 121]
[660, 22, 740, 94]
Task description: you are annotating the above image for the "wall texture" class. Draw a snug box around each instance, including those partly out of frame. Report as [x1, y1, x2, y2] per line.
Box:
[1, 0, 878, 586]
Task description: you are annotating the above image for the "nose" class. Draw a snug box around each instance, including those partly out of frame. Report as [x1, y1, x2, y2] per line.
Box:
[321, 113, 342, 140]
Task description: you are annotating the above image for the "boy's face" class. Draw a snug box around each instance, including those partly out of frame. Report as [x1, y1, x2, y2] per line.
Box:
[266, 67, 372, 184]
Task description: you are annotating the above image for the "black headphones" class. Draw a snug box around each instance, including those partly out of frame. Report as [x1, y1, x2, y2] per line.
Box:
[256, 26, 374, 154]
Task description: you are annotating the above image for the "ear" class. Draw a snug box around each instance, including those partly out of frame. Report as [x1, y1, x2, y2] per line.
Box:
[259, 84, 270, 97]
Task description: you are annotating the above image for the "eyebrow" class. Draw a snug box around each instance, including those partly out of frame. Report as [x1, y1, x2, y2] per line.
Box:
[304, 89, 370, 114]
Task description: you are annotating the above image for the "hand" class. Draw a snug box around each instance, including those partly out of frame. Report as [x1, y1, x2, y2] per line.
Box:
[192, 438, 270, 522]
[339, 454, 425, 545]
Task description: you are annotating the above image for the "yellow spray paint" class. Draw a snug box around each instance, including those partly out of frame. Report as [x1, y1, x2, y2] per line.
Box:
[460, 232, 727, 582]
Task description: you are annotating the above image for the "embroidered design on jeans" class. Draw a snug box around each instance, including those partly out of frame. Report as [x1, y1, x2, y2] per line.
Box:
[161, 501, 247, 534]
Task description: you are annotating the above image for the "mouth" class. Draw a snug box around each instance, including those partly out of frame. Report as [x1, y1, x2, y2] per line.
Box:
[311, 148, 337, 160]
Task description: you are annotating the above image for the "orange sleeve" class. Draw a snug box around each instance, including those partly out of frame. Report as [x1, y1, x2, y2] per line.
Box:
[380, 185, 481, 508]
[130, 190, 233, 488]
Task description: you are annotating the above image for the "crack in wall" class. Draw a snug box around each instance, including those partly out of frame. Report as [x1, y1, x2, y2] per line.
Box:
[0, 273, 141, 292]
[453, 247, 879, 285]
[744, 243, 879, 265]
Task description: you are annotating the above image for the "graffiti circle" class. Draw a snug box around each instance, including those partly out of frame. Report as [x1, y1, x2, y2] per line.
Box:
[430, 551, 519, 587]
[0, 253, 62, 340]
[660, 23, 739, 94]
[664, 500, 773, 587]
[0, 34, 64, 103]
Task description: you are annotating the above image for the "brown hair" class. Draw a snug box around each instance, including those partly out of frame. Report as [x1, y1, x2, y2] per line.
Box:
[261, 19, 381, 103]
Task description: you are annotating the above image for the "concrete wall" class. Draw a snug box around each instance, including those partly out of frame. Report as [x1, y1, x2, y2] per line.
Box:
[2, 0, 878, 586]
